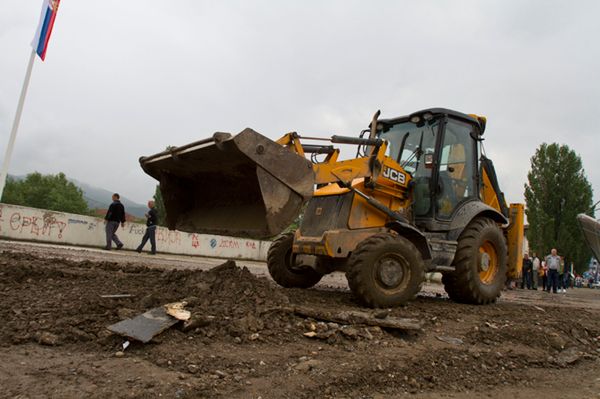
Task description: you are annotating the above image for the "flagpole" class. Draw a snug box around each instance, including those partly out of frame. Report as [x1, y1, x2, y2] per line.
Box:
[0, 48, 37, 199]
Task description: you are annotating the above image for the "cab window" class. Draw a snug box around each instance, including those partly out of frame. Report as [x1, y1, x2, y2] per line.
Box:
[436, 119, 477, 219]
[380, 120, 440, 216]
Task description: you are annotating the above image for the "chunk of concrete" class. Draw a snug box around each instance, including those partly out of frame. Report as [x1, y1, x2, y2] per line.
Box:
[107, 306, 179, 343]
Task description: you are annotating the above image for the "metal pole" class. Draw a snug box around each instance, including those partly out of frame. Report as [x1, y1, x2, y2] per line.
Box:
[0, 48, 36, 199]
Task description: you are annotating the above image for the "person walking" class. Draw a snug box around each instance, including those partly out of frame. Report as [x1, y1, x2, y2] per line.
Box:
[136, 200, 158, 255]
[522, 253, 533, 289]
[104, 193, 126, 250]
[532, 252, 540, 290]
[545, 248, 561, 294]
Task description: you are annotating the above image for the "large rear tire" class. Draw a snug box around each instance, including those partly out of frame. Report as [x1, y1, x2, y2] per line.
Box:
[267, 233, 323, 288]
[346, 233, 425, 308]
[442, 217, 507, 304]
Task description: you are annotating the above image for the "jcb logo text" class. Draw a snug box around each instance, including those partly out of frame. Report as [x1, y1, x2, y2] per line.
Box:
[382, 167, 406, 185]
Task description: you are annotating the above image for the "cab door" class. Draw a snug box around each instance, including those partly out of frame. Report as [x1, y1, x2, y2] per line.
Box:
[435, 118, 478, 220]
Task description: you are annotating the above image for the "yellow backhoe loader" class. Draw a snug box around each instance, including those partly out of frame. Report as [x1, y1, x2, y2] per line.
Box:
[140, 108, 524, 307]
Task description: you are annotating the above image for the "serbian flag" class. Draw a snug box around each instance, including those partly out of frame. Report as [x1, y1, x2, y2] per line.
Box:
[31, 0, 61, 61]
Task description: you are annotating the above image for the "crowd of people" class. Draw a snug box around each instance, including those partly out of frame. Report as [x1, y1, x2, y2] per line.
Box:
[520, 248, 575, 293]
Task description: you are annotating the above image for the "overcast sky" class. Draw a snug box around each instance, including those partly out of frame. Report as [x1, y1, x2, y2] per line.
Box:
[1, 0, 599, 207]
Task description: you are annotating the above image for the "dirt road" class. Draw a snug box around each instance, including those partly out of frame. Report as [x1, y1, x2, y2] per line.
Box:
[1, 240, 600, 398]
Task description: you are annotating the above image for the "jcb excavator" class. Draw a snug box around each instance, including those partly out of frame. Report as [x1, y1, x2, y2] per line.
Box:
[140, 108, 524, 307]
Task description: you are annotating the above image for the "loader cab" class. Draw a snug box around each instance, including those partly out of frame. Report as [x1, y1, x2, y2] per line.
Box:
[378, 108, 483, 227]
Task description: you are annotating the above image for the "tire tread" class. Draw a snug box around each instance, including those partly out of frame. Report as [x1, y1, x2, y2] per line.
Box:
[267, 233, 322, 288]
[443, 218, 507, 304]
[346, 233, 424, 308]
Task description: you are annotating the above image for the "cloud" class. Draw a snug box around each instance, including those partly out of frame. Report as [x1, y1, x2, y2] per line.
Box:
[0, 0, 598, 207]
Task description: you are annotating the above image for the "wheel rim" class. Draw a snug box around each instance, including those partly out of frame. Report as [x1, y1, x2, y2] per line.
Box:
[478, 241, 498, 284]
[375, 253, 409, 292]
[285, 248, 313, 275]
[285, 248, 301, 274]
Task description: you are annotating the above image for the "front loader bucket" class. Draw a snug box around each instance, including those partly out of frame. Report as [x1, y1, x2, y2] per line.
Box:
[577, 214, 600, 262]
[139, 128, 315, 239]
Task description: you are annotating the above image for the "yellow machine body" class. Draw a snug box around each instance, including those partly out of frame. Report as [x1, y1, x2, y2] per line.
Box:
[140, 108, 525, 305]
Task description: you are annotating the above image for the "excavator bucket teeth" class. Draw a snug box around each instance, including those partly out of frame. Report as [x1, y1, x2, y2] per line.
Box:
[139, 128, 315, 239]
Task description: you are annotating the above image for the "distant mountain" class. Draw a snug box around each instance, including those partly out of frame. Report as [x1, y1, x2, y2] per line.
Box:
[8, 174, 148, 218]
[70, 178, 148, 218]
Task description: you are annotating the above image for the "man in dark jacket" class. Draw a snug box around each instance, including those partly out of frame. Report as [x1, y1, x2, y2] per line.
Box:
[522, 253, 533, 289]
[136, 200, 158, 254]
[104, 193, 126, 250]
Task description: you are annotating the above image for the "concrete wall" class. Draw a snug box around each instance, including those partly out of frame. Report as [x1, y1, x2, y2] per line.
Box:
[0, 203, 270, 261]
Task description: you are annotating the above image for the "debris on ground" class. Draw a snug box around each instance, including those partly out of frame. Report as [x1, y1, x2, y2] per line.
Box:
[99, 294, 135, 299]
[281, 306, 423, 331]
[3, 250, 600, 398]
[436, 335, 464, 345]
[164, 301, 191, 321]
[107, 306, 180, 343]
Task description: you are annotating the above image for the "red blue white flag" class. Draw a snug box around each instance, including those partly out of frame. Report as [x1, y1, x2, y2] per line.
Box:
[31, 0, 61, 61]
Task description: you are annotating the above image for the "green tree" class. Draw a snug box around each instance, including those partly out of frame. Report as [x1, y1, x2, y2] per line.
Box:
[149, 146, 176, 227]
[524, 143, 594, 273]
[2, 172, 89, 215]
[153, 185, 167, 226]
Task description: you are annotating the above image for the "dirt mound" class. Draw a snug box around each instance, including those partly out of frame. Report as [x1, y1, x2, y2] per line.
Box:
[0, 252, 299, 348]
[3, 249, 600, 398]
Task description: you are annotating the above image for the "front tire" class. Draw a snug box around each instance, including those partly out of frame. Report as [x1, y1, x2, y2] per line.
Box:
[346, 233, 425, 308]
[442, 217, 507, 304]
[267, 233, 323, 288]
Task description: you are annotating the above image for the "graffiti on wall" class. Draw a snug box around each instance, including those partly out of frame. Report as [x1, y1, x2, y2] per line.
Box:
[68, 218, 98, 231]
[205, 236, 260, 252]
[9, 211, 67, 239]
[191, 233, 200, 248]
[156, 228, 181, 245]
[128, 224, 146, 235]
[0, 204, 268, 260]
[218, 237, 240, 249]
